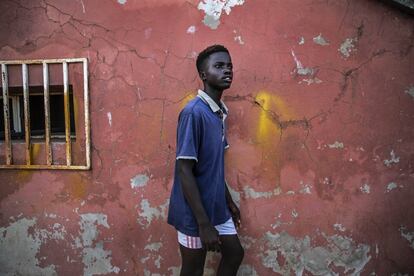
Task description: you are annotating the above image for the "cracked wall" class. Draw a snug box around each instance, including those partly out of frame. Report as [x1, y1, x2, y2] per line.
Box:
[0, 0, 413, 275]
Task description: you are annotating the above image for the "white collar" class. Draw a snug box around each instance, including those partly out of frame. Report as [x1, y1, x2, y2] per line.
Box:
[197, 89, 228, 114]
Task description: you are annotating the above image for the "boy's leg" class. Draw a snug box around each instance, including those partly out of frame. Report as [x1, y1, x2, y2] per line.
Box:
[179, 245, 207, 276]
[217, 234, 244, 276]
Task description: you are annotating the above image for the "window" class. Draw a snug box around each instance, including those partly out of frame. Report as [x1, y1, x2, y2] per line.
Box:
[0, 58, 90, 170]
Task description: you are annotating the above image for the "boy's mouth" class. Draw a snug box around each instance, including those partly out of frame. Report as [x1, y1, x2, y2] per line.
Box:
[222, 76, 232, 83]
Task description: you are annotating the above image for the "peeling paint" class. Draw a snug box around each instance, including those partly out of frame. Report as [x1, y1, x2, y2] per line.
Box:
[291, 209, 299, 218]
[313, 33, 330, 46]
[237, 264, 258, 276]
[291, 50, 315, 76]
[78, 213, 119, 276]
[298, 36, 305, 45]
[137, 199, 168, 227]
[0, 218, 63, 276]
[300, 77, 322, 85]
[386, 182, 398, 193]
[339, 37, 357, 58]
[405, 86, 414, 98]
[186, 25, 196, 34]
[198, 0, 245, 29]
[144, 242, 163, 251]
[261, 231, 371, 275]
[117, 0, 127, 5]
[384, 150, 400, 167]
[399, 226, 414, 250]
[360, 183, 371, 194]
[334, 223, 346, 232]
[299, 181, 312, 194]
[130, 174, 149, 189]
[328, 141, 344, 149]
[243, 186, 282, 199]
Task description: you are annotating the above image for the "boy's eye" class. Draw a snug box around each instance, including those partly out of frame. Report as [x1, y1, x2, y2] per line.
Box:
[215, 64, 222, 68]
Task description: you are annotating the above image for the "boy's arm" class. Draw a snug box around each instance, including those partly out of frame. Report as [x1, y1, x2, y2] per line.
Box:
[225, 181, 241, 229]
[177, 159, 221, 252]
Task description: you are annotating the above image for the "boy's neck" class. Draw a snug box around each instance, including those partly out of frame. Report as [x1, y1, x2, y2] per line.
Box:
[203, 86, 223, 106]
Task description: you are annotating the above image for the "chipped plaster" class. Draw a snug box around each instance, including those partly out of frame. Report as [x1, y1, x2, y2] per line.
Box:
[339, 38, 357, 58]
[313, 33, 330, 46]
[384, 150, 400, 167]
[243, 186, 282, 199]
[198, 0, 245, 29]
[130, 174, 149, 189]
[261, 231, 371, 275]
[137, 199, 168, 227]
[399, 226, 414, 250]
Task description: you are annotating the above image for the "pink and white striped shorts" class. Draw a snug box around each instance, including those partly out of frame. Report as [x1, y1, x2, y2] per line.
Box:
[177, 218, 237, 249]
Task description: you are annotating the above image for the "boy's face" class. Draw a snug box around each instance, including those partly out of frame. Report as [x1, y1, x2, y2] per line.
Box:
[201, 51, 233, 90]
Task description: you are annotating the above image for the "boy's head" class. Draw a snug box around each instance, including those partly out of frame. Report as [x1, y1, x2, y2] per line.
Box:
[196, 45, 233, 90]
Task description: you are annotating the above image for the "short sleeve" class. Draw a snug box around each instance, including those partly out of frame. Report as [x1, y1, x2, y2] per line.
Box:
[176, 113, 200, 162]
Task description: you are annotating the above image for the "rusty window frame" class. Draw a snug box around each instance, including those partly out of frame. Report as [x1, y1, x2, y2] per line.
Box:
[0, 58, 90, 170]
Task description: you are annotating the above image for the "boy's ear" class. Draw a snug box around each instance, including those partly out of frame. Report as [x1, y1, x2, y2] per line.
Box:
[199, 71, 207, 81]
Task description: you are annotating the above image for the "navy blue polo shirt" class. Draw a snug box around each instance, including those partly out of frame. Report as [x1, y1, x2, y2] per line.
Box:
[167, 90, 231, 236]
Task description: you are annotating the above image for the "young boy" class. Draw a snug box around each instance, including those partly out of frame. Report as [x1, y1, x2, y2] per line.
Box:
[167, 45, 244, 276]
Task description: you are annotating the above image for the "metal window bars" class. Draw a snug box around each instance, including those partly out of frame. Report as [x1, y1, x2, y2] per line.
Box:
[0, 58, 90, 170]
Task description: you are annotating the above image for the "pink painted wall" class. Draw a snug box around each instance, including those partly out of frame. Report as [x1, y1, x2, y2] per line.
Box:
[1, 0, 413, 275]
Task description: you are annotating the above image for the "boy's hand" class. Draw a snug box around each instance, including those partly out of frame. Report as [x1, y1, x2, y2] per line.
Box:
[199, 222, 221, 252]
[228, 201, 241, 229]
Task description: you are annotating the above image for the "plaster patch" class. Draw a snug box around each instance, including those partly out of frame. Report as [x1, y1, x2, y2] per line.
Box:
[313, 33, 330, 46]
[405, 86, 414, 98]
[328, 141, 344, 149]
[144, 242, 162, 251]
[78, 213, 120, 276]
[334, 223, 346, 232]
[339, 38, 357, 58]
[137, 199, 169, 227]
[227, 184, 241, 207]
[243, 186, 282, 199]
[198, 0, 245, 29]
[261, 231, 371, 275]
[237, 264, 258, 276]
[0, 218, 62, 275]
[83, 242, 120, 276]
[186, 25, 196, 34]
[299, 181, 312, 194]
[107, 112, 112, 127]
[399, 226, 414, 249]
[386, 182, 398, 193]
[130, 174, 149, 189]
[383, 150, 400, 167]
[168, 266, 181, 275]
[360, 183, 371, 194]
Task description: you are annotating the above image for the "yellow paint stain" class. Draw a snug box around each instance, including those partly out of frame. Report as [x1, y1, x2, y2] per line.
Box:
[68, 173, 87, 199]
[179, 92, 196, 109]
[30, 143, 41, 162]
[255, 91, 294, 143]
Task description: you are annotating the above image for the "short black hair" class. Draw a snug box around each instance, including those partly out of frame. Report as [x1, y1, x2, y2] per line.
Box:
[196, 45, 230, 73]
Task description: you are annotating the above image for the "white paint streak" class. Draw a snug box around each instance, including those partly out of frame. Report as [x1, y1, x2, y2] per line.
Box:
[383, 150, 400, 167]
[399, 226, 414, 250]
[198, 0, 245, 29]
[186, 25, 196, 34]
[243, 186, 282, 199]
[339, 38, 357, 58]
[313, 33, 330, 46]
[0, 218, 63, 275]
[137, 199, 169, 227]
[130, 174, 149, 189]
[107, 112, 112, 127]
[79, 0, 86, 13]
[291, 50, 314, 76]
[328, 141, 344, 149]
[261, 231, 371, 275]
[360, 183, 371, 194]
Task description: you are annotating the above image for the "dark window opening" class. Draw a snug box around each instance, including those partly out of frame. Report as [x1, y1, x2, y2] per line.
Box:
[0, 85, 76, 141]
